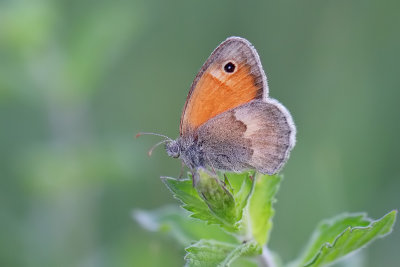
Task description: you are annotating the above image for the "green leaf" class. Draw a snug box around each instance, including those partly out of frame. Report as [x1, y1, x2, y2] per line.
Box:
[185, 240, 236, 267]
[161, 176, 234, 231]
[225, 172, 254, 220]
[298, 213, 370, 264]
[195, 170, 255, 231]
[231, 258, 259, 267]
[297, 210, 397, 267]
[185, 239, 261, 267]
[247, 173, 282, 246]
[194, 170, 237, 228]
[162, 170, 256, 233]
[219, 241, 261, 266]
[133, 206, 238, 246]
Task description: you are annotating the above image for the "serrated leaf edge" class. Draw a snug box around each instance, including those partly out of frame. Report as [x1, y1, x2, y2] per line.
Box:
[161, 176, 238, 232]
[219, 241, 261, 266]
[184, 239, 261, 267]
[184, 239, 237, 266]
[303, 210, 397, 267]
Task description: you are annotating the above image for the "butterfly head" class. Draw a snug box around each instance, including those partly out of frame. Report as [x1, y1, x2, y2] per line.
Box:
[136, 132, 179, 157]
[165, 139, 181, 158]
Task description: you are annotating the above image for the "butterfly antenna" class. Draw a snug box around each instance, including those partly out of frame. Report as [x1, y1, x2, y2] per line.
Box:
[135, 132, 172, 141]
[147, 140, 169, 157]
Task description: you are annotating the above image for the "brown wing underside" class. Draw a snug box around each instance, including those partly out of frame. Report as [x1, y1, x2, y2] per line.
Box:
[179, 37, 268, 135]
[197, 99, 296, 174]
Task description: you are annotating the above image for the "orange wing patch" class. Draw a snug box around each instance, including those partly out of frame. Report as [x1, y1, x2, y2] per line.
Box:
[181, 63, 261, 134]
[180, 37, 267, 135]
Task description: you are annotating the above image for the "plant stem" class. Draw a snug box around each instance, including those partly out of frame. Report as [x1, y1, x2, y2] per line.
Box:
[258, 246, 276, 267]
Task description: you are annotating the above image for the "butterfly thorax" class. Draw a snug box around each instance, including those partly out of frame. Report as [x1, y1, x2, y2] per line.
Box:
[166, 136, 205, 170]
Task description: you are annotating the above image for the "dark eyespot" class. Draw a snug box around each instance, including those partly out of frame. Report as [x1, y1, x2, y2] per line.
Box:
[224, 62, 235, 73]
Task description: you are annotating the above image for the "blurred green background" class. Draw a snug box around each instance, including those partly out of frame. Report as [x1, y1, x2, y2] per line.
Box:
[1, 0, 399, 266]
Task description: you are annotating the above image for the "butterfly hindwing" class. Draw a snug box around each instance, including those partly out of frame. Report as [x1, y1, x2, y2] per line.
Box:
[197, 99, 295, 174]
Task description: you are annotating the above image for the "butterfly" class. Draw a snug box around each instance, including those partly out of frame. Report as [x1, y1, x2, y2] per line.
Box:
[139, 37, 296, 179]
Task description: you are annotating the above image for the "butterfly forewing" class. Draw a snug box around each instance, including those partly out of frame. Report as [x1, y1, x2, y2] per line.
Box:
[179, 37, 268, 135]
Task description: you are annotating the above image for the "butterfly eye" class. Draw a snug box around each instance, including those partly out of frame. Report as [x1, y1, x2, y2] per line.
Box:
[223, 62, 236, 73]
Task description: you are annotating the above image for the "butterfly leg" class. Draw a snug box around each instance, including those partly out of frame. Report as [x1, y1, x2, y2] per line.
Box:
[205, 155, 218, 177]
[178, 161, 185, 180]
[192, 170, 198, 187]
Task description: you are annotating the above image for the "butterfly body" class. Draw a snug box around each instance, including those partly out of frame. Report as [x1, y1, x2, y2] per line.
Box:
[165, 37, 296, 175]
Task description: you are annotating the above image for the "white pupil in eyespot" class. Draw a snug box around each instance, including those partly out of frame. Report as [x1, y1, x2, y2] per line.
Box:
[224, 62, 235, 73]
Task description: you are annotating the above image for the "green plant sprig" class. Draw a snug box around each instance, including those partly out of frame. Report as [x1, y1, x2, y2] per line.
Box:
[134, 170, 397, 267]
